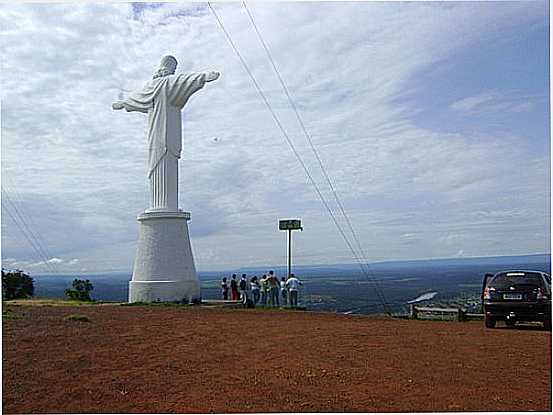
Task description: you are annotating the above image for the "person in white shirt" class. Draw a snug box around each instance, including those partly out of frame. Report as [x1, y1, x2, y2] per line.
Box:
[285, 273, 303, 307]
[280, 277, 288, 306]
[267, 270, 280, 307]
[250, 276, 260, 304]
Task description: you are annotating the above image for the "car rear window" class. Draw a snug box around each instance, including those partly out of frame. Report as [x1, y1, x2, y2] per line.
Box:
[489, 272, 544, 289]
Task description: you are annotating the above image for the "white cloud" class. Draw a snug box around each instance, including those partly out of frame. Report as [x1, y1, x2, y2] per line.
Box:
[450, 91, 539, 115]
[450, 92, 497, 112]
[0, 2, 549, 272]
[2, 256, 82, 273]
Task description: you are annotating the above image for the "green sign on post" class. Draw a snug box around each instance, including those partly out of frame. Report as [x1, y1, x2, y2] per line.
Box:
[279, 219, 303, 279]
[279, 219, 303, 231]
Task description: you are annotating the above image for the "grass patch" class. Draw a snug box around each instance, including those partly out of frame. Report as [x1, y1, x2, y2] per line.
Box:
[5, 298, 120, 307]
[120, 301, 196, 307]
[233, 305, 308, 312]
[2, 308, 19, 320]
[64, 314, 91, 322]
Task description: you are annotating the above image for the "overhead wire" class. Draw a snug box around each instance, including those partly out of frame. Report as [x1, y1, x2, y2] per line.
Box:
[207, 2, 390, 313]
[1, 199, 45, 270]
[1, 187, 58, 274]
[2, 174, 61, 272]
[1, 190, 57, 274]
[241, 1, 389, 312]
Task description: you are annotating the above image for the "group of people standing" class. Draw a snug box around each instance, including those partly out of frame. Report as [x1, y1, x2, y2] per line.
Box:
[221, 271, 303, 307]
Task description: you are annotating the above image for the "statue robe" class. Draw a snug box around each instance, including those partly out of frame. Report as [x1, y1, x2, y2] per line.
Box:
[121, 72, 208, 210]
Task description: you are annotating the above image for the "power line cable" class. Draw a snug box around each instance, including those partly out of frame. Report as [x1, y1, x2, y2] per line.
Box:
[1, 190, 58, 274]
[241, 1, 389, 311]
[1, 197, 56, 274]
[241, 1, 371, 264]
[1, 200, 46, 270]
[210, 2, 389, 313]
[207, 2, 389, 314]
[1, 187, 56, 270]
[2, 176, 61, 273]
[1, 187, 60, 274]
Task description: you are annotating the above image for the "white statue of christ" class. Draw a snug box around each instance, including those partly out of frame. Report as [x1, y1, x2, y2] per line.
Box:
[113, 55, 220, 211]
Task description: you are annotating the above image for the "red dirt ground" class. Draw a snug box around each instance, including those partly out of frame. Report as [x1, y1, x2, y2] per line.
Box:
[2, 304, 551, 413]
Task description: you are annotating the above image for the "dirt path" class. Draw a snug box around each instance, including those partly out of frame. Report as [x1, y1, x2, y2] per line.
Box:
[2, 305, 551, 413]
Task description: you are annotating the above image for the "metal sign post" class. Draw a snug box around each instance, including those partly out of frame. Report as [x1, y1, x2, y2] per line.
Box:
[279, 219, 303, 279]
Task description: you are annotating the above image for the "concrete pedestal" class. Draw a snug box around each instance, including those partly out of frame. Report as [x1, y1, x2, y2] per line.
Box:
[129, 210, 200, 303]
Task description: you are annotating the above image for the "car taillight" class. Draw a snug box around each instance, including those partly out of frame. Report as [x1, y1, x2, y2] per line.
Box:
[537, 288, 548, 300]
[483, 287, 493, 300]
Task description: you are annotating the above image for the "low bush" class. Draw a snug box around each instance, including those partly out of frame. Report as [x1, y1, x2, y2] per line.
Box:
[63, 314, 90, 322]
[64, 279, 94, 302]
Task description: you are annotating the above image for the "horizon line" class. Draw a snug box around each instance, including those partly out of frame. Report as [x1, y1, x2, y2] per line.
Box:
[24, 252, 551, 277]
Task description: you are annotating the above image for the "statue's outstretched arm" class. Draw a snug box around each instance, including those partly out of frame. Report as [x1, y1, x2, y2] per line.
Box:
[112, 101, 125, 110]
[169, 72, 220, 108]
[205, 71, 220, 82]
[112, 100, 149, 113]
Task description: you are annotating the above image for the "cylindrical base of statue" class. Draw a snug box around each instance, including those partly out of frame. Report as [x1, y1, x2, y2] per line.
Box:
[129, 210, 200, 303]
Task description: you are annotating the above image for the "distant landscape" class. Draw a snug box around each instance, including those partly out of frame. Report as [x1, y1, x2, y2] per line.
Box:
[29, 254, 550, 314]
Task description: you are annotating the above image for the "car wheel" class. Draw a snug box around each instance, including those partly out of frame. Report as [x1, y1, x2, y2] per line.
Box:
[485, 315, 496, 328]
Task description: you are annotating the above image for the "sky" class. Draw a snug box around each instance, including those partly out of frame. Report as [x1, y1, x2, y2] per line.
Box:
[0, 1, 550, 274]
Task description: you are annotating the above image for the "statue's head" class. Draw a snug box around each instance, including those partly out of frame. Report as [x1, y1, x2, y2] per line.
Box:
[153, 55, 178, 79]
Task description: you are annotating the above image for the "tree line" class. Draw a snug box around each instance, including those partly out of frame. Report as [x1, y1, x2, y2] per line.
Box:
[2, 269, 94, 301]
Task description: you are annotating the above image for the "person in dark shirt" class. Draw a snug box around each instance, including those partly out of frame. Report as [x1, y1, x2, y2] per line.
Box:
[230, 274, 239, 301]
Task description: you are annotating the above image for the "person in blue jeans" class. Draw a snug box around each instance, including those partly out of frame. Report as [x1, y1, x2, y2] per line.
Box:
[250, 276, 260, 304]
[280, 276, 288, 306]
[239, 274, 249, 305]
[221, 277, 229, 300]
[286, 273, 302, 307]
[260, 274, 268, 305]
[267, 270, 279, 307]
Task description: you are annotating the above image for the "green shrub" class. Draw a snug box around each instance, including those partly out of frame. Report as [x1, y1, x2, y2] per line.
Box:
[2, 269, 34, 300]
[63, 314, 90, 322]
[2, 308, 19, 320]
[64, 279, 94, 302]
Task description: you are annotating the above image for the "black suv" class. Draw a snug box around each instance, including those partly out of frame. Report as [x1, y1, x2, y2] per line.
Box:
[482, 270, 551, 329]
